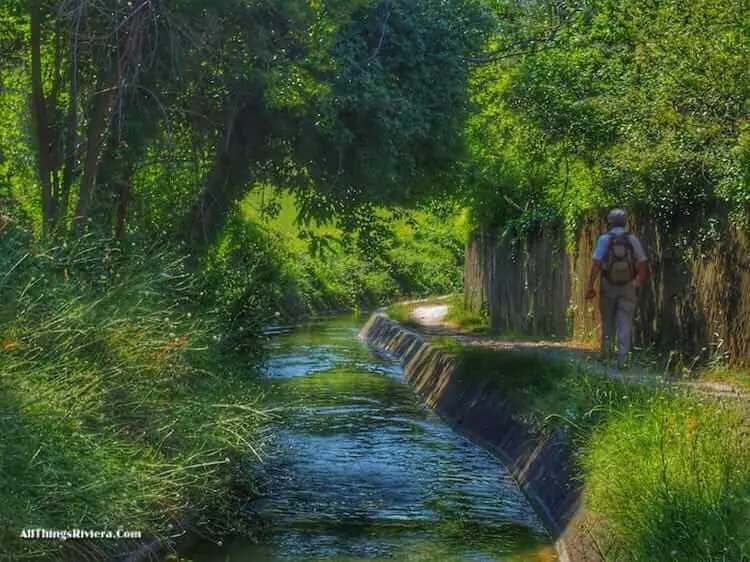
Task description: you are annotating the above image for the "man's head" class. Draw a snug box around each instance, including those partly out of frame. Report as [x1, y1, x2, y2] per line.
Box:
[607, 208, 627, 228]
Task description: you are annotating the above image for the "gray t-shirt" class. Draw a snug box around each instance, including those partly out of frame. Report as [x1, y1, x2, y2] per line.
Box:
[592, 227, 647, 263]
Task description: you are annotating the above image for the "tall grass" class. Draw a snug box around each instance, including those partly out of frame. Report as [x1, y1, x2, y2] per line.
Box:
[425, 335, 750, 561]
[443, 293, 491, 333]
[584, 394, 750, 561]
[0, 222, 269, 560]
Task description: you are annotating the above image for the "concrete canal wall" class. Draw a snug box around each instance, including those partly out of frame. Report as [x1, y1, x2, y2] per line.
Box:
[360, 312, 605, 562]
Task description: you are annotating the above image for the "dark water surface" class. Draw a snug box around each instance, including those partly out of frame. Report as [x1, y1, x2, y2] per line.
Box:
[187, 318, 555, 562]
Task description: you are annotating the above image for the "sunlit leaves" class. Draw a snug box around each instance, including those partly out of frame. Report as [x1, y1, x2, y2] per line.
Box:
[464, 0, 750, 231]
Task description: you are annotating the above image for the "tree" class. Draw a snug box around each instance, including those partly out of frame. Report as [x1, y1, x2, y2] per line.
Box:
[2, 0, 491, 246]
[185, 0, 492, 246]
[462, 0, 750, 231]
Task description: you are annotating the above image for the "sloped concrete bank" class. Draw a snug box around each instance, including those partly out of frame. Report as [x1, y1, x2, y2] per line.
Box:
[360, 313, 604, 562]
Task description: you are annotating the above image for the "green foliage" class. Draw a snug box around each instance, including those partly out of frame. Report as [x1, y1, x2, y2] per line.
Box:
[293, 0, 492, 219]
[0, 218, 267, 559]
[204, 188, 466, 324]
[385, 210, 466, 296]
[584, 395, 750, 561]
[0, 66, 39, 227]
[443, 294, 491, 333]
[465, 0, 750, 232]
[0, 0, 492, 243]
[203, 215, 291, 355]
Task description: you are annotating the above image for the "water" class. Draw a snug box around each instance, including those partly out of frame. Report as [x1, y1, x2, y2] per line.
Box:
[187, 318, 556, 561]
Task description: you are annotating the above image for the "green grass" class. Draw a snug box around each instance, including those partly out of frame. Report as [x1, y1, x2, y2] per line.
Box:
[443, 294, 490, 333]
[695, 366, 750, 390]
[426, 335, 750, 561]
[0, 228, 268, 560]
[433, 341, 647, 432]
[584, 395, 750, 561]
[385, 302, 412, 324]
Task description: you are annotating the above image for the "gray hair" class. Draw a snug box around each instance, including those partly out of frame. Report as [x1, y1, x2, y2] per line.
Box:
[607, 208, 627, 227]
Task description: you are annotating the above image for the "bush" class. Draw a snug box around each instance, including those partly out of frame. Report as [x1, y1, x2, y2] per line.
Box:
[209, 192, 467, 321]
[203, 215, 291, 357]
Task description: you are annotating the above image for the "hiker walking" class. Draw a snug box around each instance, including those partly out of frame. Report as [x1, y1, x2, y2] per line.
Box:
[585, 209, 648, 369]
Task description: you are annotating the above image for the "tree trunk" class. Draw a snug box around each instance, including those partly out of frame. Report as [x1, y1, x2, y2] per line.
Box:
[73, 77, 116, 236]
[114, 180, 130, 240]
[57, 29, 80, 235]
[30, 1, 54, 236]
[185, 92, 272, 248]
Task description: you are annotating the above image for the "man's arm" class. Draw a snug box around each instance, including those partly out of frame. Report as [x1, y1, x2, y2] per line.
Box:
[634, 260, 647, 287]
[630, 234, 648, 287]
[585, 261, 601, 300]
[586, 235, 608, 300]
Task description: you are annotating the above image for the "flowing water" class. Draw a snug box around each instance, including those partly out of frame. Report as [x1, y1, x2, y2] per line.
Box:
[187, 318, 556, 562]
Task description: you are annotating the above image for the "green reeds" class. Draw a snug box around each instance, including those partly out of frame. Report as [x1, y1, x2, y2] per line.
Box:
[0, 231, 268, 560]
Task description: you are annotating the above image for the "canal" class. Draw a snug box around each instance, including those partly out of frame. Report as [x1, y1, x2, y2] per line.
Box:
[187, 318, 555, 561]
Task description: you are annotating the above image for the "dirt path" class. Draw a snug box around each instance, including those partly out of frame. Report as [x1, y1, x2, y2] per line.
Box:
[410, 303, 450, 326]
[404, 303, 749, 401]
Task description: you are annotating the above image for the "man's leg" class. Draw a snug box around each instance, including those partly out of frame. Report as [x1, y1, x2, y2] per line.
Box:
[615, 290, 637, 369]
[599, 286, 617, 362]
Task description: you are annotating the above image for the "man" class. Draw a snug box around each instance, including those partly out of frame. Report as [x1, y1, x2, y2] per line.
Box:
[585, 208, 647, 369]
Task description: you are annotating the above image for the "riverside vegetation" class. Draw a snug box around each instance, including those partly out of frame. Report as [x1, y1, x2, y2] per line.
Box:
[2, 0, 750, 560]
[454, 345, 750, 561]
[0, 181, 466, 561]
[0, 219, 270, 559]
[388, 299, 750, 561]
[1, 0, 478, 558]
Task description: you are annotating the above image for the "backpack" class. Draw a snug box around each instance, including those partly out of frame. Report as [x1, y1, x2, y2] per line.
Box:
[604, 232, 636, 285]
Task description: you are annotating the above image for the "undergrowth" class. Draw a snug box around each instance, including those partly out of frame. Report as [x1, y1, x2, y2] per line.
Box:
[220, 188, 467, 318]
[443, 294, 490, 332]
[0, 220, 269, 560]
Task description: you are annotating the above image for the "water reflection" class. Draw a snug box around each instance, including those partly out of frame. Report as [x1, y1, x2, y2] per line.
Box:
[186, 318, 555, 561]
